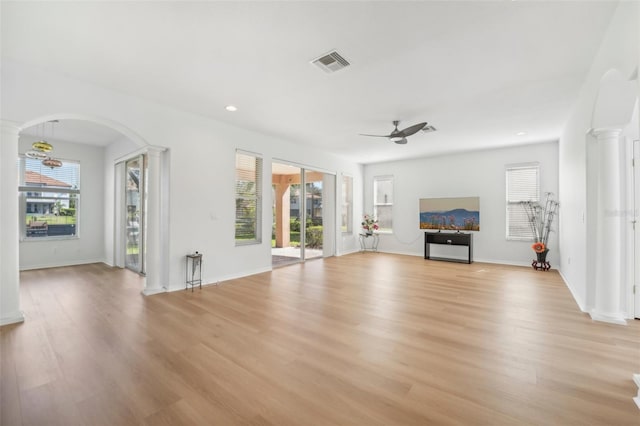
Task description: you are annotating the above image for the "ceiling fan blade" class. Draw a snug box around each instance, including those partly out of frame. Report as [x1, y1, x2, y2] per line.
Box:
[359, 133, 392, 138]
[399, 122, 428, 137]
[394, 137, 408, 145]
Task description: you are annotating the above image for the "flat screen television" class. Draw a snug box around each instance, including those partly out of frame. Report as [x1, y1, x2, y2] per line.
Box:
[419, 197, 480, 231]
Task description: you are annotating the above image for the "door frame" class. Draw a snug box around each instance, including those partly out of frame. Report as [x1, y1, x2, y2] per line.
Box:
[271, 159, 336, 264]
[114, 153, 147, 274]
[634, 139, 639, 318]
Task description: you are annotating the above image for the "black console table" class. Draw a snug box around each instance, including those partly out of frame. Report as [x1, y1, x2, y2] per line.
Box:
[424, 232, 473, 264]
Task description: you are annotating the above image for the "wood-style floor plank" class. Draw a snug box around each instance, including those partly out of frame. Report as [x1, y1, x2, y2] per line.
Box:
[2, 254, 639, 425]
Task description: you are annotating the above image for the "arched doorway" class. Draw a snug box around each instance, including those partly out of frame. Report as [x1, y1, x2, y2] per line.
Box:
[0, 114, 168, 326]
[18, 117, 142, 269]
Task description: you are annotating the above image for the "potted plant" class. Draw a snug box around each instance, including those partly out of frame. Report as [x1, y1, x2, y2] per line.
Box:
[521, 193, 559, 270]
[361, 214, 379, 235]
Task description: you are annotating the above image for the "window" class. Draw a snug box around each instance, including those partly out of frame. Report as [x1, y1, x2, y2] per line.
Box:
[19, 157, 80, 239]
[341, 175, 353, 233]
[506, 164, 539, 240]
[235, 151, 262, 244]
[373, 175, 393, 232]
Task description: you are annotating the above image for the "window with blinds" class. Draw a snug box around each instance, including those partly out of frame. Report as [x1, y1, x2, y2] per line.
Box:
[19, 156, 81, 239]
[506, 164, 539, 240]
[373, 175, 393, 232]
[341, 175, 353, 233]
[235, 151, 262, 245]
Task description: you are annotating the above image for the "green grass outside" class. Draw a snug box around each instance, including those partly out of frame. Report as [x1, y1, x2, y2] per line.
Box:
[26, 214, 76, 225]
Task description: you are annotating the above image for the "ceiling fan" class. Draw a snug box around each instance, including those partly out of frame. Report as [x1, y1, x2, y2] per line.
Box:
[360, 120, 434, 144]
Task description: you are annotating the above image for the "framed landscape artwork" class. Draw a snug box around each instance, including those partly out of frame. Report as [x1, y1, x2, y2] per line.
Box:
[419, 197, 480, 231]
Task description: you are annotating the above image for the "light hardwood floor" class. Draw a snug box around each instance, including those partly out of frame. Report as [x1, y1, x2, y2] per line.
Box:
[2, 254, 639, 425]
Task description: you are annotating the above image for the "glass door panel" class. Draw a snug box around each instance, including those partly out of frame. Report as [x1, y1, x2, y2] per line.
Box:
[125, 156, 143, 272]
[272, 163, 302, 266]
[304, 170, 323, 260]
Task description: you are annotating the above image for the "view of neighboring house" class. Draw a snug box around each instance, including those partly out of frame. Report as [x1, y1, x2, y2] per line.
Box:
[289, 184, 323, 221]
[24, 170, 71, 215]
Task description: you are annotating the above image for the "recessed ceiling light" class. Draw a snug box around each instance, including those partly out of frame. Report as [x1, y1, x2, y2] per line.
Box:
[225, 105, 238, 112]
[516, 131, 526, 136]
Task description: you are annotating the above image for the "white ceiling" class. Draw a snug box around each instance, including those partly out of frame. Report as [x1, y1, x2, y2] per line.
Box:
[1, 1, 617, 163]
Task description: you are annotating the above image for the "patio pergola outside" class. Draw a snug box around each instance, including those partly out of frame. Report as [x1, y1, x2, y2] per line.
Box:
[272, 169, 324, 249]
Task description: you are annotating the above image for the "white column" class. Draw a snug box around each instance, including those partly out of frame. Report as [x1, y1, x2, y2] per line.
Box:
[590, 128, 626, 325]
[0, 121, 24, 326]
[142, 147, 166, 295]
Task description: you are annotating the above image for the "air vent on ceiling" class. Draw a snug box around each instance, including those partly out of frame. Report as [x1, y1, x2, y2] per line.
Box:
[422, 125, 437, 133]
[311, 50, 350, 73]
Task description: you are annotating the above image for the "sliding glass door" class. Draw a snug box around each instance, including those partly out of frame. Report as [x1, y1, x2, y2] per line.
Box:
[271, 163, 333, 266]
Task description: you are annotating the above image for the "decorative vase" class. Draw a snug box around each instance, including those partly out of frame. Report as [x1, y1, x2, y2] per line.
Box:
[365, 230, 373, 236]
[532, 249, 550, 271]
[536, 249, 548, 263]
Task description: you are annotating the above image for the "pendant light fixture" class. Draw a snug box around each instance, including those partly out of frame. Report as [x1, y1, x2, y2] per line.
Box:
[32, 140, 53, 152]
[24, 120, 62, 168]
[25, 150, 48, 160]
[42, 157, 63, 168]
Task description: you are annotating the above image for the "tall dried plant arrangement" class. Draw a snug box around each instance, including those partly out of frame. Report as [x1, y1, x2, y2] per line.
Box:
[520, 192, 559, 252]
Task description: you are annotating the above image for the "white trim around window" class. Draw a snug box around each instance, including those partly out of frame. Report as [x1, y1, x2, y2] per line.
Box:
[235, 150, 263, 245]
[373, 175, 393, 233]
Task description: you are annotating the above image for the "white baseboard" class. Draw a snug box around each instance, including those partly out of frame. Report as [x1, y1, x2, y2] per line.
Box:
[337, 248, 361, 256]
[209, 266, 273, 285]
[19, 258, 105, 271]
[557, 269, 588, 313]
[377, 249, 424, 257]
[167, 280, 220, 293]
[0, 311, 25, 326]
[372, 249, 534, 268]
[557, 270, 635, 320]
[166, 266, 273, 292]
[473, 258, 532, 268]
[589, 309, 627, 325]
[141, 287, 167, 296]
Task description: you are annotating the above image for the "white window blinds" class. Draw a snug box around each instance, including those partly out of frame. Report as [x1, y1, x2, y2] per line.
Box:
[20, 157, 80, 191]
[506, 164, 539, 240]
[235, 151, 262, 244]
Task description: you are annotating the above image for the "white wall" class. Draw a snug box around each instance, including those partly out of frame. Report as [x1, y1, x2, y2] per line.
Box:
[18, 136, 105, 270]
[2, 60, 363, 291]
[364, 142, 559, 265]
[558, 1, 639, 312]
